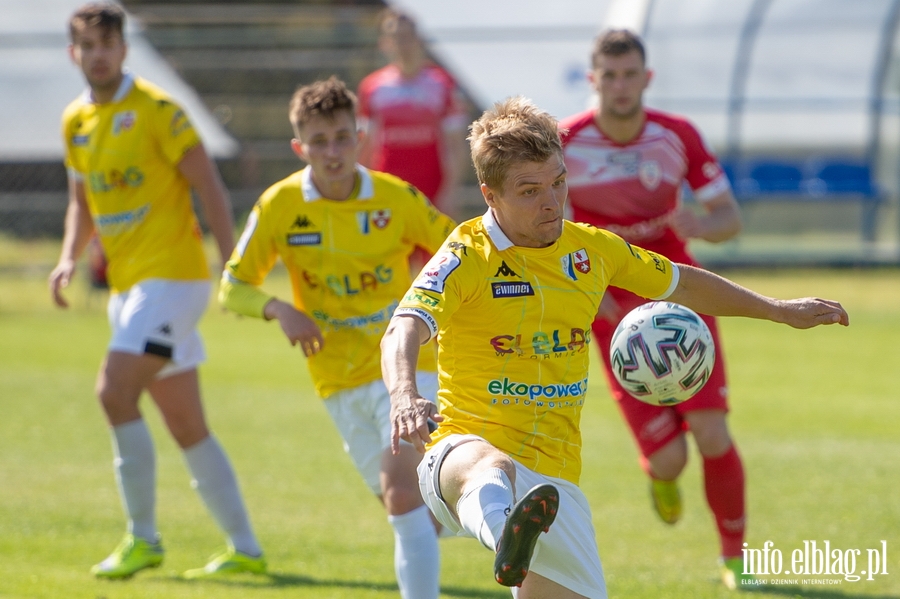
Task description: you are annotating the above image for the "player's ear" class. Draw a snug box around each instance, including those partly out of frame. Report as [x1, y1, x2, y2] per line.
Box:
[644, 67, 654, 89]
[480, 183, 496, 208]
[290, 138, 306, 161]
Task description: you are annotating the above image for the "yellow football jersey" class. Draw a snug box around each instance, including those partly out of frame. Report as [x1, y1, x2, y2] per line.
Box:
[62, 74, 208, 293]
[225, 166, 456, 398]
[395, 210, 679, 484]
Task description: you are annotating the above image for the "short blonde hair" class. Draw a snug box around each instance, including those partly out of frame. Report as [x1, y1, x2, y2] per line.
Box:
[468, 97, 563, 191]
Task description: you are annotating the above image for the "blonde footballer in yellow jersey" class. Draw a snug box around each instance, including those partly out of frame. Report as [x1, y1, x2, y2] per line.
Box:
[219, 77, 454, 599]
[381, 97, 849, 598]
[400, 213, 676, 485]
[49, 3, 264, 581]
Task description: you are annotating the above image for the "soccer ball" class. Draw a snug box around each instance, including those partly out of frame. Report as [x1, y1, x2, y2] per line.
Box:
[609, 301, 715, 406]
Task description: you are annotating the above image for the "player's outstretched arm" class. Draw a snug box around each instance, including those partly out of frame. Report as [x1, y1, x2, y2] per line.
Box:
[381, 315, 443, 455]
[666, 264, 849, 328]
[179, 144, 235, 264]
[49, 177, 94, 308]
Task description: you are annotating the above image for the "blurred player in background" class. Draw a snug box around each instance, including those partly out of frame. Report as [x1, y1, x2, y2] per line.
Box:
[381, 95, 847, 598]
[219, 77, 455, 599]
[559, 29, 748, 589]
[49, 2, 265, 580]
[357, 8, 469, 220]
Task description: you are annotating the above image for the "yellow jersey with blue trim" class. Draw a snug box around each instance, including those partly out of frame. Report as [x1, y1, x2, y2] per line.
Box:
[61, 74, 208, 293]
[225, 166, 456, 399]
[395, 210, 679, 484]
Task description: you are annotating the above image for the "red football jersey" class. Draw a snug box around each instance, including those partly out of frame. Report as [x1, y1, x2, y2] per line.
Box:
[357, 64, 466, 201]
[560, 108, 731, 263]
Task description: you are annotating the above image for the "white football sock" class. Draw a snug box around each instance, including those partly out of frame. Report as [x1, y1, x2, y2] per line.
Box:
[183, 435, 261, 556]
[456, 468, 513, 551]
[111, 419, 157, 542]
[388, 505, 440, 599]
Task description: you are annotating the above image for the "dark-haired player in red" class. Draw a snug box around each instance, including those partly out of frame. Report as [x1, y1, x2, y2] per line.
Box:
[560, 29, 750, 590]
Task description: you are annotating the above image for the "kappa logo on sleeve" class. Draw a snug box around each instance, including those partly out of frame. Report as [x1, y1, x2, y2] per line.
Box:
[413, 250, 460, 293]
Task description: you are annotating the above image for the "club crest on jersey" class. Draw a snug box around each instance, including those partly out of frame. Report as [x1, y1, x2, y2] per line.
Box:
[639, 160, 662, 190]
[357, 209, 391, 234]
[112, 111, 136, 135]
[561, 248, 591, 281]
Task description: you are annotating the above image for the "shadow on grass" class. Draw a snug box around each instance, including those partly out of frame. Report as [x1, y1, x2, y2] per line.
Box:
[743, 582, 900, 599]
[171, 571, 509, 598]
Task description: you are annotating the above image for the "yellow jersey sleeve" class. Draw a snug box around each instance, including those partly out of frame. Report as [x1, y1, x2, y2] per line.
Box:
[225, 199, 280, 288]
[401, 184, 456, 255]
[151, 98, 202, 167]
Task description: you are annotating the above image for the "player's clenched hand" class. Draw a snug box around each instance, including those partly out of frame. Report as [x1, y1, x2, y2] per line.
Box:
[267, 299, 325, 356]
[776, 298, 850, 329]
[49, 259, 76, 308]
[390, 397, 443, 455]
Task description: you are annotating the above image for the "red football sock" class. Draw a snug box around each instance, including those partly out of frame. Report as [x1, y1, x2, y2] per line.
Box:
[703, 445, 745, 558]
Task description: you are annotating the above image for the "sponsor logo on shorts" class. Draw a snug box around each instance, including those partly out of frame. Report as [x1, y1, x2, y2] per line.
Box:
[287, 233, 322, 246]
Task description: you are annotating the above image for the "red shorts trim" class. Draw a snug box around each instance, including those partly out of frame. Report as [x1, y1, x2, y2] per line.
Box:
[594, 288, 729, 457]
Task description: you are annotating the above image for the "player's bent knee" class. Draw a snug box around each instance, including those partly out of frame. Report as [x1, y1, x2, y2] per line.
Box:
[382, 482, 426, 515]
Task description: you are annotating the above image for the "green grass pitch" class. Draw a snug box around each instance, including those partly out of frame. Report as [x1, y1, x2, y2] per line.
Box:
[1, 237, 898, 598]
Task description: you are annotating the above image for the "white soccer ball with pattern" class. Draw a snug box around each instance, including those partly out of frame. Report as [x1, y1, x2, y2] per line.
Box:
[609, 301, 715, 406]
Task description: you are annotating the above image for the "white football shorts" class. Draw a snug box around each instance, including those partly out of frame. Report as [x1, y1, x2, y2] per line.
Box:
[107, 278, 210, 379]
[418, 434, 608, 598]
[324, 371, 438, 495]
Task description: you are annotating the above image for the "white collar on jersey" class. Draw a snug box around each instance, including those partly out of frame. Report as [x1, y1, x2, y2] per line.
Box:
[81, 70, 135, 105]
[483, 208, 515, 251]
[300, 164, 375, 202]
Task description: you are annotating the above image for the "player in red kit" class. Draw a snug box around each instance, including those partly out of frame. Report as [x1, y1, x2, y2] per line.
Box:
[559, 29, 750, 590]
[357, 9, 468, 218]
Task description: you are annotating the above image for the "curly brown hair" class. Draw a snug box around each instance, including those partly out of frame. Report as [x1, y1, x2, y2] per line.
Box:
[289, 77, 357, 137]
